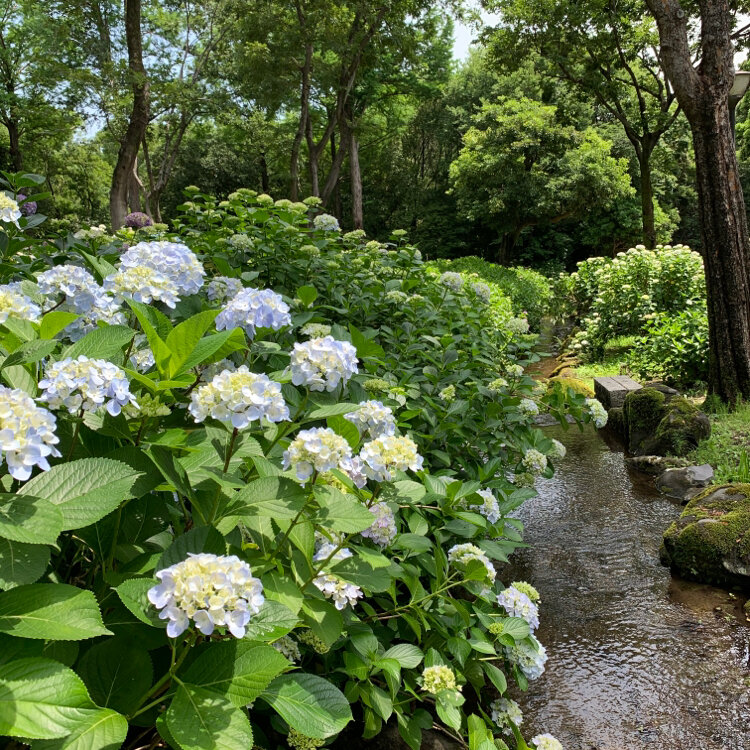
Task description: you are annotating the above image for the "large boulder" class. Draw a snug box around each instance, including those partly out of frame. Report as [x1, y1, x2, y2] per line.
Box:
[656, 464, 714, 501]
[623, 387, 667, 453]
[661, 484, 750, 589]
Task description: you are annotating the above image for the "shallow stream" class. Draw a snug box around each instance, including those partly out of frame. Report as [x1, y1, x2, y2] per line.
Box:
[507, 425, 750, 749]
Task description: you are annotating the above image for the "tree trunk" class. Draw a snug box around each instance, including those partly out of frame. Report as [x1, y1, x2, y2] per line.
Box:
[7, 119, 22, 172]
[110, 0, 150, 229]
[259, 151, 270, 193]
[350, 130, 363, 229]
[290, 43, 312, 201]
[638, 147, 656, 248]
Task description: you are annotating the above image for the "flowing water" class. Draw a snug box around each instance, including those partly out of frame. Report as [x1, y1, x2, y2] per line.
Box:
[507, 425, 750, 750]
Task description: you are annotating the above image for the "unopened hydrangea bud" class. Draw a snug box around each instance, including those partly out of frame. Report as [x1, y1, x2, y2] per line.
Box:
[359, 434, 423, 482]
[344, 400, 396, 439]
[288, 336, 358, 392]
[510, 581, 541, 603]
[273, 635, 301, 662]
[207, 276, 243, 304]
[148, 553, 264, 639]
[507, 317, 530, 335]
[0, 386, 60, 480]
[228, 234, 254, 252]
[287, 728, 324, 750]
[296, 628, 330, 653]
[497, 586, 540, 631]
[361, 501, 397, 546]
[363, 378, 390, 393]
[300, 323, 331, 339]
[488, 377, 508, 393]
[189, 366, 289, 427]
[282, 427, 352, 481]
[39, 357, 137, 416]
[421, 665, 458, 694]
[439, 384, 456, 402]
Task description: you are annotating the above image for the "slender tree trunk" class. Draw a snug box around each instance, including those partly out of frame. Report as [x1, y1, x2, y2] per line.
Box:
[306, 113, 319, 197]
[6, 119, 21, 172]
[350, 129, 363, 229]
[110, 0, 150, 228]
[321, 133, 349, 206]
[259, 151, 270, 193]
[291, 43, 312, 201]
[638, 147, 656, 248]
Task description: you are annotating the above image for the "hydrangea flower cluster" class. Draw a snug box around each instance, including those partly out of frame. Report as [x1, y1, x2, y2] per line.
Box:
[282, 427, 352, 481]
[508, 317, 530, 335]
[439, 271, 463, 292]
[206, 276, 244, 304]
[200, 358, 236, 383]
[550, 439, 566, 459]
[104, 265, 180, 308]
[504, 636, 548, 680]
[385, 289, 408, 304]
[511, 581, 541, 602]
[0, 386, 60, 481]
[148, 553, 264, 639]
[36, 265, 102, 313]
[313, 213, 340, 232]
[507, 364, 524, 378]
[519, 398, 539, 416]
[313, 572, 363, 610]
[0, 283, 41, 324]
[287, 728, 325, 750]
[124, 211, 153, 229]
[439, 384, 456, 402]
[215, 287, 291, 338]
[497, 586, 540, 631]
[73, 224, 108, 240]
[300, 322, 331, 338]
[16, 194, 37, 216]
[490, 697, 523, 733]
[471, 281, 492, 303]
[421, 665, 458, 694]
[361, 502, 397, 546]
[359, 434, 423, 482]
[228, 234, 254, 252]
[289, 336, 358, 392]
[531, 734, 564, 750]
[488, 377, 508, 393]
[272, 636, 301, 663]
[0, 193, 21, 227]
[448, 543, 496, 585]
[586, 397, 608, 428]
[188, 366, 290, 428]
[463, 488, 501, 524]
[344, 400, 396, 438]
[39, 357, 137, 416]
[522, 448, 548, 475]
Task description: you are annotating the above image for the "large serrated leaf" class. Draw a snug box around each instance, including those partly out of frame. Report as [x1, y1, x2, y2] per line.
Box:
[313, 486, 375, 533]
[0, 539, 50, 589]
[0, 494, 64, 545]
[164, 310, 218, 377]
[232, 477, 307, 520]
[0, 583, 110, 640]
[63, 325, 135, 360]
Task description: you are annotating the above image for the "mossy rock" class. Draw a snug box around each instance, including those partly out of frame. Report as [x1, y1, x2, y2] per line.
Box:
[547, 376, 594, 398]
[608, 406, 626, 438]
[623, 387, 667, 454]
[642, 397, 711, 457]
[662, 483, 750, 590]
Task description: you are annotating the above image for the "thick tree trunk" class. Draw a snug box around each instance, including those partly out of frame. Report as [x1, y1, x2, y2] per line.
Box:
[350, 130, 363, 229]
[637, 148, 656, 248]
[7, 119, 22, 172]
[692, 99, 750, 401]
[110, 0, 150, 228]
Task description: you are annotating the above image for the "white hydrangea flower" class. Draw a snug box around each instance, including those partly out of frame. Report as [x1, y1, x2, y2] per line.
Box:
[507, 364, 524, 378]
[385, 290, 408, 304]
[130, 335, 156, 372]
[0, 386, 60, 480]
[288, 336, 358, 392]
[359, 434, 423, 482]
[36, 265, 101, 313]
[471, 281, 492, 303]
[490, 697, 523, 733]
[312, 573, 362, 610]
[439, 384, 456, 402]
[531, 734, 564, 750]
[519, 398, 539, 416]
[507, 317, 530, 335]
[148, 553, 264, 639]
[39, 357, 137, 416]
[361, 502, 397, 546]
[313, 213, 340, 232]
[189, 366, 289, 428]
[497, 586, 540, 631]
[228, 234, 254, 252]
[344, 400, 396, 439]
[0, 283, 41, 324]
[488, 377, 508, 393]
[103, 265, 181, 308]
[300, 323, 332, 338]
[504, 635, 548, 680]
[206, 276, 244, 304]
[215, 287, 291, 338]
[63, 294, 126, 342]
[421, 665, 458, 693]
[462, 488, 501, 524]
[448, 543, 496, 585]
[0, 193, 22, 227]
[550, 439, 566, 459]
[119, 240, 205, 295]
[74, 224, 107, 240]
[439, 271, 463, 292]
[272, 636, 301, 662]
[522, 448, 548, 475]
[586, 397, 608, 428]
[282, 427, 352, 481]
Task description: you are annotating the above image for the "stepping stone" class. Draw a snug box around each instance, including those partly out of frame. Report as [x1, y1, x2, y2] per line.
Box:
[594, 375, 642, 409]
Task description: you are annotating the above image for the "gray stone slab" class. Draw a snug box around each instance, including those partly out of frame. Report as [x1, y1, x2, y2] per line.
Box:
[594, 375, 642, 409]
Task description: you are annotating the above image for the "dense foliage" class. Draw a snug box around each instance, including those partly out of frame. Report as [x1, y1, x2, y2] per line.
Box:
[0, 177, 604, 750]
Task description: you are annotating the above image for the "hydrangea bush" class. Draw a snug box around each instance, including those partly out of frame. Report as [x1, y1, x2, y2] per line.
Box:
[0, 183, 590, 750]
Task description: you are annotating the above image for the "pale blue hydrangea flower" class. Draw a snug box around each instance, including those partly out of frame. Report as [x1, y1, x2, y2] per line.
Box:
[344, 400, 396, 439]
[504, 635, 548, 680]
[471, 281, 492, 303]
[497, 585, 540, 631]
[39, 356, 137, 416]
[550, 439, 566, 459]
[439, 271, 463, 292]
[282, 427, 352, 481]
[490, 697, 523, 733]
[272, 636, 301, 662]
[462, 488, 501, 524]
[586, 397, 608, 428]
[37, 265, 101, 313]
[63, 293, 126, 341]
[313, 213, 340, 232]
[118, 240, 205, 295]
[0, 385, 60, 480]
[361, 501, 397, 546]
[0, 283, 41, 324]
[288, 336, 358, 392]
[215, 287, 291, 338]
[519, 398, 539, 416]
[103, 265, 181, 308]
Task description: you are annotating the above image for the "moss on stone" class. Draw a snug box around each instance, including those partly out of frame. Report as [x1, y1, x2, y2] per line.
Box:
[662, 483, 750, 589]
[608, 406, 625, 437]
[547, 376, 594, 398]
[623, 387, 667, 453]
[648, 397, 711, 457]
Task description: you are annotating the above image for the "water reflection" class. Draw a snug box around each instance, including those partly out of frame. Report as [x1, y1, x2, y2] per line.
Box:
[506, 425, 750, 749]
